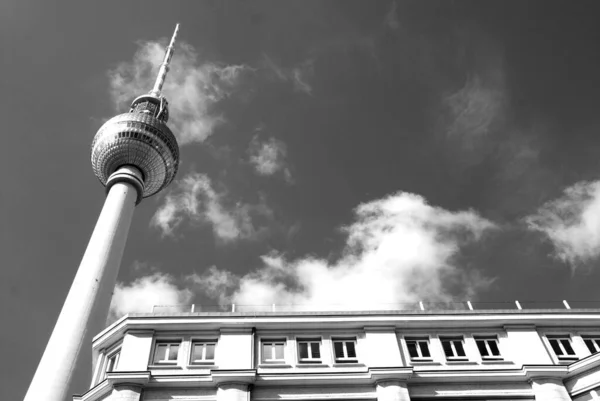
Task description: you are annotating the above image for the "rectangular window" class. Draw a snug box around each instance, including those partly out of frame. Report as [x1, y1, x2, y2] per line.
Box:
[474, 337, 502, 359]
[583, 336, 600, 354]
[548, 336, 577, 359]
[152, 341, 180, 364]
[405, 338, 431, 360]
[262, 340, 286, 363]
[333, 338, 358, 363]
[298, 339, 321, 362]
[190, 341, 216, 364]
[440, 337, 467, 360]
[100, 349, 120, 381]
[106, 352, 120, 372]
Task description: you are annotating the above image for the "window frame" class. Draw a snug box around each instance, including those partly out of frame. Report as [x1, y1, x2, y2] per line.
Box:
[582, 335, 600, 355]
[440, 336, 468, 361]
[189, 339, 217, 365]
[332, 338, 358, 363]
[546, 335, 577, 360]
[151, 339, 182, 365]
[405, 337, 432, 361]
[297, 338, 322, 363]
[474, 336, 502, 360]
[99, 344, 121, 382]
[261, 339, 287, 364]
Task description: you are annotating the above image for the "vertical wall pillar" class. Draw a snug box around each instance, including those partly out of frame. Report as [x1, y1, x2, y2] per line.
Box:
[109, 384, 142, 401]
[217, 383, 251, 401]
[530, 378, 572, 401]
[376, 380, 411, 401]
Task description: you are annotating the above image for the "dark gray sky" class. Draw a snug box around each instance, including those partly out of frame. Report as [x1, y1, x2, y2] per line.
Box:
[3, 0, 600, 399]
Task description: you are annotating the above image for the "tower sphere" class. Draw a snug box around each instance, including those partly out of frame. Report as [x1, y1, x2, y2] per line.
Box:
[91, 95, 180, 202]
[91, 23, 181, 204]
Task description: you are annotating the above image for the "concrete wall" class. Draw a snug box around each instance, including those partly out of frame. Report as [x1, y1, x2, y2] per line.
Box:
[217, 328, 254, 369]
[117, 330, 154, 371]
[504, 325, 553, 365]
[93, 323, 598, 377]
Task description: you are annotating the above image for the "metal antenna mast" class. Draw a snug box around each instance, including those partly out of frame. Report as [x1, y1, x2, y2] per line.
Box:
[151, 23, 180, 96]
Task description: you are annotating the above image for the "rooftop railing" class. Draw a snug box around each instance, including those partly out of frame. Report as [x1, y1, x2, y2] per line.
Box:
[149, 300, 600, 314]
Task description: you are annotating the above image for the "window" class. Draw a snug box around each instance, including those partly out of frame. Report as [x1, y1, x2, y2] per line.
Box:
[298, 339, 321, 363]
[262, 340, 286, 363]
[547, 336, 577, 359]
[583, 336, 600, 354]
[105, 351, 120, 373]
[190, 341, 216, 364]
[333, 338, 358, 363]
[100, 349, 120, 381]
[440, 337, 467, 360]
[152, 341, 180, 364]
[405, 338, 431, 360]
[475, 337, 502, 359]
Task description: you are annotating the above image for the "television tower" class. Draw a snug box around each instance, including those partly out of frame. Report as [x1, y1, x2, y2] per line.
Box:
[24, 25, 181, 401]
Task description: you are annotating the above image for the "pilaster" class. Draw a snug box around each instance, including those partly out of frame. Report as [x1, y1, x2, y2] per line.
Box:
[108, 384, 142, 401]
[376, 380, 411, 401]
[217, 383, 251, 401]
[530, 377, 572, 401]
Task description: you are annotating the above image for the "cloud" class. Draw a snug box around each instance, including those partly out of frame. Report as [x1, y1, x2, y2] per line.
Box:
[383, 1, 400, 31]
[196, 192, 496, 310]
[262, 54, 314, 95]
[525, 181, 600, 267]
[109, 40, 249, 145]
[443, 72, 506, 148]
[109, 273, 193, 320]
[248, 136, 293, 182]
[187, 266, 239, 306]
[151, 172, 273, 242]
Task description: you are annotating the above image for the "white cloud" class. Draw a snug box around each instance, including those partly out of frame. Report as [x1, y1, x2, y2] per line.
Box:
[263, 54, 314, 95]
[109, 273, 193, 320]
[383, 1, 400, 31]
[443, 73, 506, 146]
[187, 266, 239, 306]
[525, 180, 600, 267]
[248, 136, 292, 182]
[109, 41, 248, 145]
[151, 172, 272, 242]
[196, 192, 496, 310]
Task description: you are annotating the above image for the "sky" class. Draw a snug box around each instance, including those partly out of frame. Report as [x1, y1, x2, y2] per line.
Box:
[2, 0, 600, 399]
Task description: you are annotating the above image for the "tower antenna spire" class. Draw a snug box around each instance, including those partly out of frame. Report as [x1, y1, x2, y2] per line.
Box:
[151, 23, 180, 96]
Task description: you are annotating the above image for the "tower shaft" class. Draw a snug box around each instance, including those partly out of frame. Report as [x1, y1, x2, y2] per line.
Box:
[24, 168, 140, 401]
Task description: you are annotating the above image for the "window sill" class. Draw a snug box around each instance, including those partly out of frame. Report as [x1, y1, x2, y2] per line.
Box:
[410, 360, 441, 366]
[445, 360, 477, 365]
[296, 363, 329, 368]
[148, 364, 182, 370]
[557, 357, 578, 364]
[258, 363, 292, 369]
[481, 359, 513, 365]
[187, 363, 217, 369]
[332, 362, 365, 368]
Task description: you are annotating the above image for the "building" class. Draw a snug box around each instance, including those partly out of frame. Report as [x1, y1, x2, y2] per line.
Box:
[75, 305, 600, 401]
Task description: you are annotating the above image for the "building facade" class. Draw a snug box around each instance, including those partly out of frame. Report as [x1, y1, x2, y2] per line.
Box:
[75, 308, 600, 401]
